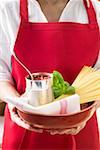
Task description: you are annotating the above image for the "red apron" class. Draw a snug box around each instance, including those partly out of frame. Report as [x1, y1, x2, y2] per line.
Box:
[2, 0, 100, 149]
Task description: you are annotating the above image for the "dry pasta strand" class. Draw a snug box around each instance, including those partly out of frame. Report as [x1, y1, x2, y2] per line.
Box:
[72, 66, 100, 104]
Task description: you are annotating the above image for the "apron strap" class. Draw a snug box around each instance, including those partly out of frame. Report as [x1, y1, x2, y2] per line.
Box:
[19, 0, 97, 24]
[20, 0, 28, 22]
[83, 0, 98, 24]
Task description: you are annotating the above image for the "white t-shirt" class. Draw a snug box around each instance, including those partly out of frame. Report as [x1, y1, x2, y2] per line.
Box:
[0, 0, 100, 84]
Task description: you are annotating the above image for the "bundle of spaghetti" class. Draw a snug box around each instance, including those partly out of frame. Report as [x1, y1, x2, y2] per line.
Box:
[72, 66, 100, 104]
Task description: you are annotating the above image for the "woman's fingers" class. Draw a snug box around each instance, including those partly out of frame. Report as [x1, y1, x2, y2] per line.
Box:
[46, 122, 86, 135]
[12, 112, 43, 133]
[8, 104, 43, 133]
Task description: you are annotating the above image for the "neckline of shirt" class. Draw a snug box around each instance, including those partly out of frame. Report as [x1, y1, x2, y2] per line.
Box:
[30, 0, 73, 22]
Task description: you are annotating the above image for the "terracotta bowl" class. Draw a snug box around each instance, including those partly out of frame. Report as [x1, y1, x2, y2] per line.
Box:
[17, 101, 96, 130]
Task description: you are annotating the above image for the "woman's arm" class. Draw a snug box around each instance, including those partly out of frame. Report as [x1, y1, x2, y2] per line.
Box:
[0, 3, 20, 101]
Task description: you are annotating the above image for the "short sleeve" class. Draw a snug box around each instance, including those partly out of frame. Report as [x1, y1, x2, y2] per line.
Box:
[0, 4, 14, 84]
[92, 0, 100, 69]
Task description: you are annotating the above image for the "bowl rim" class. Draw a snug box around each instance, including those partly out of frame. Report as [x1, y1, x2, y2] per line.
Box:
[25, 72, 52, 81]
[17, 101, 97, 117]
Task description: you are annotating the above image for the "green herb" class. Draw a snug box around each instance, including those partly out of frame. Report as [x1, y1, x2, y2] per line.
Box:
[53, 71, 75, 99]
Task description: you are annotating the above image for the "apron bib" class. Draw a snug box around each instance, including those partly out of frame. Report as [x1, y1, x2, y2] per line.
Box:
[2, 0, 100, 149]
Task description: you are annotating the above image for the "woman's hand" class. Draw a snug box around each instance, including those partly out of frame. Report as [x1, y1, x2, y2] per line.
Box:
[0, 81, 42, 133]
[8, 103, 43, 133]
[46, 123, 86, 135]
[8, 91, 43, 133]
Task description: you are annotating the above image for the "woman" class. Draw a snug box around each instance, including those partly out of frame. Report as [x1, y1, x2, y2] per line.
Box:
[0, 0, 100, 149]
